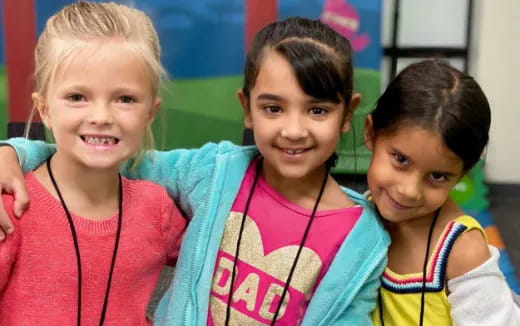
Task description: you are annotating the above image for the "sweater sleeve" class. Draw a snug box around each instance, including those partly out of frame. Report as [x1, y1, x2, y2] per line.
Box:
[3, 138, 56, 173]
[121, 142, 220, 218]
[5, 137, 221, 219]
[159, 190, 187, 267]
[0, 195, 20, 293]
[447, 245, 520, 326]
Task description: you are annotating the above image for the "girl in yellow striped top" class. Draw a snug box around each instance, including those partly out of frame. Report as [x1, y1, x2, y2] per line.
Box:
[364, 59, 520, 325]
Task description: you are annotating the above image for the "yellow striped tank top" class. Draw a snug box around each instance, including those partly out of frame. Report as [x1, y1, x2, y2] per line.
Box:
[372, 215, 486, 326]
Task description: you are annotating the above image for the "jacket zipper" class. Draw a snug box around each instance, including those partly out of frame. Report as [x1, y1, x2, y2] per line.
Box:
[312, 244, 386, 326]
[182, 167, 217, 325]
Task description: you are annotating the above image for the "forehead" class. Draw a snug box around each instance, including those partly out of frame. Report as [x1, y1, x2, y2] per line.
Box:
[251, 50, 314, 101]
[51, 38, 150, 89]
[377, 125, 463, 173]
[254, 51, 300, 89]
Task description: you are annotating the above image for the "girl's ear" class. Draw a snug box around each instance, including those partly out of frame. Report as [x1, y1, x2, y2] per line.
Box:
[32, 92, 51, 128]
[341, 93, 361, 133]
[237, 90, 253, 129]
[364, 114, 375, 151]
[148, 97, 161, 124]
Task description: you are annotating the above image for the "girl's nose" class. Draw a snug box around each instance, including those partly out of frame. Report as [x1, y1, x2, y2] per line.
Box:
[88, 103, 114, 126]
[396, 178, 422, 202]
[280, 115, 309, 140]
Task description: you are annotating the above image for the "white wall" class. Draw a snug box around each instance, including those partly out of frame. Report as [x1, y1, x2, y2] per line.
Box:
[471, 0, 520, 183]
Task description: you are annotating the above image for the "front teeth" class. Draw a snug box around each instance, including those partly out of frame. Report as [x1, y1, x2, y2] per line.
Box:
[285, 149, 304, 154]
[84, 136, 116, 145]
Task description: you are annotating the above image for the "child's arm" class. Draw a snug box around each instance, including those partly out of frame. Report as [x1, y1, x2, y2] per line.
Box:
[1, 137, 221, 220]
[0, 143, 31, 237]
[447, 232, 520, 324]
[330, 256, 386, 326]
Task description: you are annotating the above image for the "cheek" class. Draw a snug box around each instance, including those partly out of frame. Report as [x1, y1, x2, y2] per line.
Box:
[425, 188, 452, 208]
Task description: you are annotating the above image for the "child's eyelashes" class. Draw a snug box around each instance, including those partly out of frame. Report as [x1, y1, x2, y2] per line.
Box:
[66, 93, 86, 102]
[260, 105, 329, 116]
[429, 172, 448, 183]
[308, 106, 328, 115]
[263, 105, 282, 114]
[63, 93, 138, 104]
[392, 153, 408, 166]
[117, 95, 137, 104]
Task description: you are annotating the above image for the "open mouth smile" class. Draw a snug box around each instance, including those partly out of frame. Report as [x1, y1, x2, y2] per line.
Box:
[80, 135, 120, 146]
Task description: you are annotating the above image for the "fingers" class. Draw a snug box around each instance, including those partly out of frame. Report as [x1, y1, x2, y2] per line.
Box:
[0, 184, 14, 240]
[6, 178, 30, 218]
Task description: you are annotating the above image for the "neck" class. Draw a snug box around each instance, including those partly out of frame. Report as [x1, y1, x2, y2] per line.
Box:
[384, 211, 438, 244]
[34, 152, 121, 220]
[262, 163, 328, 210]
[50, 152, 120, 201]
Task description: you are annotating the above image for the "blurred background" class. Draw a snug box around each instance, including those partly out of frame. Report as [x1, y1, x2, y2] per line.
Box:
[0, 0, 518, 309]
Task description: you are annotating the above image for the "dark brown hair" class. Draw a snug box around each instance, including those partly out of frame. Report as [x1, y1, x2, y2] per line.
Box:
[371, 59, 491, 172]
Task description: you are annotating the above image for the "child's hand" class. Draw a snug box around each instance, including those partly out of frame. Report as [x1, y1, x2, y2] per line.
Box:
[0, 145, 29, 240]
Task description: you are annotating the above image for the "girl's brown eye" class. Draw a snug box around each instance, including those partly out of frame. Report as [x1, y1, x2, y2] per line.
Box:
[309, 107, 327, 115]
[67, 94, 85, 102]
[264, 105, 281, 113]
[393, 153, 408, 166]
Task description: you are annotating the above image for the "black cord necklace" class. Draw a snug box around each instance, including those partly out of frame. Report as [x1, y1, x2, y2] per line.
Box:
[378, 208, 441, 326]
[46, 156, 123, 326]
[224, 157, 329, 326]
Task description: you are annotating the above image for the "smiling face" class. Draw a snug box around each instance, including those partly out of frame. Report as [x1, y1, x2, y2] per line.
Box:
[365, 121, 464, 223]
[239, 50, 353, 184]
[36, 38, 160, 171]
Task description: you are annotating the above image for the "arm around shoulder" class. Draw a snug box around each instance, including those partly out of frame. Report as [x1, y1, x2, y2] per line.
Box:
[122, 142, 221, 216]
[2, 137, 55, 173]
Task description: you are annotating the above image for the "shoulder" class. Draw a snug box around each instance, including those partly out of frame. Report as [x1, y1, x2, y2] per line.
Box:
[122, 177, 171, 206]
[338, 186, 390, 246]
[446, 219, 490, 280]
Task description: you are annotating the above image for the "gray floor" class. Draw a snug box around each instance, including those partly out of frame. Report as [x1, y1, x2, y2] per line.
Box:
[488, 184, 520, 279]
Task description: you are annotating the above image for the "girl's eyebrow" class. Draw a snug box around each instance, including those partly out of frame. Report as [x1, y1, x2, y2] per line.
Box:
[257, 93, 283, 101]
[257, 93, 334, 105]
[390, 146, 460, 176]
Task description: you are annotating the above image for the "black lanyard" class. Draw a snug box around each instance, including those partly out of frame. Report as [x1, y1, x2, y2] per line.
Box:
[46, 157, 123, 326]
[224, 157, 329, 325]
[378, 208, 441, 326]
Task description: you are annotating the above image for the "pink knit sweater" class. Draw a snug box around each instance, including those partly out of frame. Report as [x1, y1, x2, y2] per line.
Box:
[0, 173, 186, 325]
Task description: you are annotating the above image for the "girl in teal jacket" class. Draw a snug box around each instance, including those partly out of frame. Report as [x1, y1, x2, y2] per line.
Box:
[0, 17, 389, 325]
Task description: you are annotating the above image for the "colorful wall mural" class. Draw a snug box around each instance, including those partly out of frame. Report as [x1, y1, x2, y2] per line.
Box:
[0, 0, 383, 174]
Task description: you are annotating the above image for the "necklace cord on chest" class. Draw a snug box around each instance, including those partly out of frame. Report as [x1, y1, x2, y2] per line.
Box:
[378, 208, 441, 326]
[224, 157, 329, 326]
[46, 156, 123, 326]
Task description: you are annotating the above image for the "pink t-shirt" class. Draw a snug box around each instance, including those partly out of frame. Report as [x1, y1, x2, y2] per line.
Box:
[208, 163, 362, 325]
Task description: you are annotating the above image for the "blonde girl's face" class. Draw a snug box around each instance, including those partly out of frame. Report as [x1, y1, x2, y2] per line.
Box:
[365, 121, 464, 224]
[36, 38, 160, 171]
[239, 50, 355, 185]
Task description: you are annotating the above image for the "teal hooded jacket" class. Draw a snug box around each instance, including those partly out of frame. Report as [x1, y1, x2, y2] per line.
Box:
[6, 138, 390, 326]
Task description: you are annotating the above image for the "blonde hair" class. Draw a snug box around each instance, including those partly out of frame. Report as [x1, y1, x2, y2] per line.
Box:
[28, 1, 166, 163]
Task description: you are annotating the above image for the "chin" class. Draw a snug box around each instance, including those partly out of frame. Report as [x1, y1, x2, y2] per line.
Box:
[79, 158, 122, 171]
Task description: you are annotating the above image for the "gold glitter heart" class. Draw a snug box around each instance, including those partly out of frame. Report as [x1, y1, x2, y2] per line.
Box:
[210, 212, 322, 325]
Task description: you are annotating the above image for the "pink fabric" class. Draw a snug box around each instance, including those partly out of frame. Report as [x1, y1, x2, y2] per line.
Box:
[0, 173, 186, 325]
[208, 163, 362, 325]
